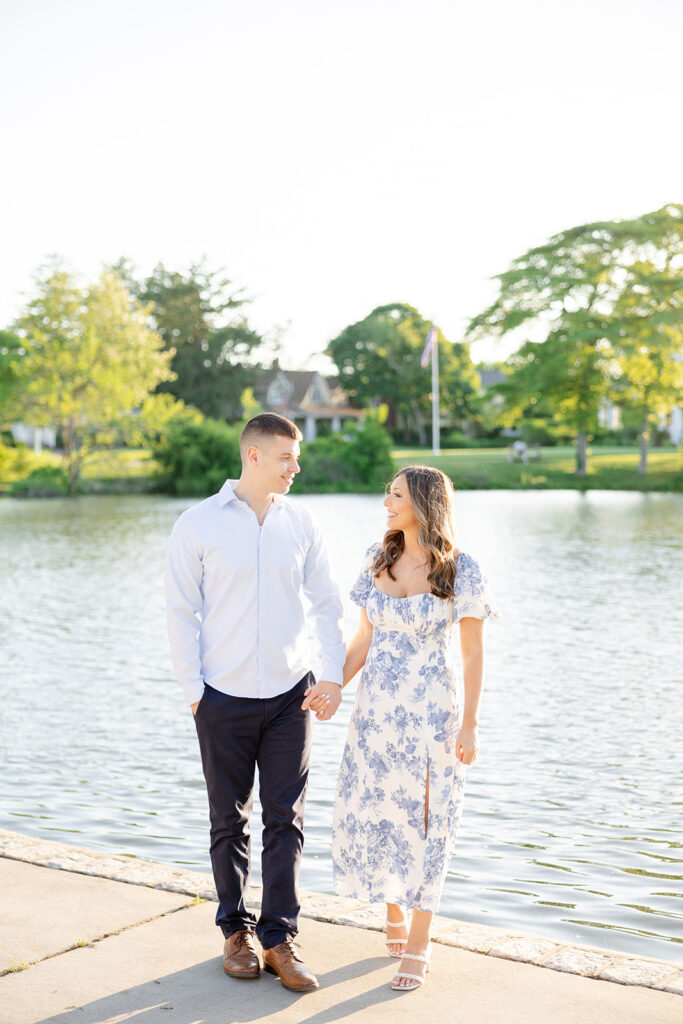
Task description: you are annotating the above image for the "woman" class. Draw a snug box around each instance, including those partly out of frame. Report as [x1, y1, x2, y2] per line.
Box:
[331, 465, 499, 992]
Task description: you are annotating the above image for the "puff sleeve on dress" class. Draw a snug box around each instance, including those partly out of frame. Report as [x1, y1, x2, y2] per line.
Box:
[349, 543, 381, 608]
[453, 552, 500, 623]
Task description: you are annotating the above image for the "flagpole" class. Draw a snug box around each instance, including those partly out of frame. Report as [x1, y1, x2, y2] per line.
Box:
[432, 327, 440, 455]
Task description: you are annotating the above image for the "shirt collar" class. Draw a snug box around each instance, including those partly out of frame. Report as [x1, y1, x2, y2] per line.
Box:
[218, 479, 239, 506]
[218, 479, 284, 509]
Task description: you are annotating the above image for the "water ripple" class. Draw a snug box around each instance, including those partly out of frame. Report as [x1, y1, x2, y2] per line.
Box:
[1, 491, 682, 960]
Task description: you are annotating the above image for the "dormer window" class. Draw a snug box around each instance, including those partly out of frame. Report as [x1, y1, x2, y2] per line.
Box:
[267, 374, 291, 407]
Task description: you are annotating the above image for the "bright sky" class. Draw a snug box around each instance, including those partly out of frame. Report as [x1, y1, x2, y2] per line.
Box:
[2, 0, 681, 370]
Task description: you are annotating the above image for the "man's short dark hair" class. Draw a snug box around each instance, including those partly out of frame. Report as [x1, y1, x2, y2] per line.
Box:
[240, 412, 303, 452]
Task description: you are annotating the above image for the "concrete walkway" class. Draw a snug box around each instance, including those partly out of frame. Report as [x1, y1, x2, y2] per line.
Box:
[1, 835, 681, 1024]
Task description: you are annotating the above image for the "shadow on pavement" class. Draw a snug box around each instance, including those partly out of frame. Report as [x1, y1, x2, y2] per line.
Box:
[34, 953, 400, 1024]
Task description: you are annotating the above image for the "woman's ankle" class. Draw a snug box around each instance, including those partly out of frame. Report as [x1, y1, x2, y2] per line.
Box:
[386, 903, 405, 924]
[403, 936, 431, 955]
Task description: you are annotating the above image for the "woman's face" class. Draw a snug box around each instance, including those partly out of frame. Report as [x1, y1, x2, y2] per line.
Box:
[383, 473, 418, 532]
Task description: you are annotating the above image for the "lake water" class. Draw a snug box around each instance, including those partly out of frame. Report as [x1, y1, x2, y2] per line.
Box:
[1, 491, 682, 961]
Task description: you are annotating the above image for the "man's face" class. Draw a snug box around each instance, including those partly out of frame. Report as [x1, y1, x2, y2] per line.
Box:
[255, 434, 301, 493]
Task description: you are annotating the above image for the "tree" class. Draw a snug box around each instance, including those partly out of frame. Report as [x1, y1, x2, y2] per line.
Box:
[486, 309, 617, 470]
[326, 303, 479, 444]
[0, 330, 24, 425]
[118, 260, 264, 420]
[612, 259, 683, 472]
[467, 204, 683, 475]
[608, 205, 683, 472]
[14, 264, 174, 490]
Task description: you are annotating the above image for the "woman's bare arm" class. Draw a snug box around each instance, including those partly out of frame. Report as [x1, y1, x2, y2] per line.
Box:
[457, 616, 485, 763]
[342, 609, 373, 687]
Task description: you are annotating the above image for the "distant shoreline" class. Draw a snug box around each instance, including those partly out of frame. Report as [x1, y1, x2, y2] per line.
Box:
[1, 443, 681, 496]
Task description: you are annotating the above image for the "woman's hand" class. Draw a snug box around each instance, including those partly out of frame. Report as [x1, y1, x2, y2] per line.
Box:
[456, 723, 479, 765]
[301, 680, 342, 720]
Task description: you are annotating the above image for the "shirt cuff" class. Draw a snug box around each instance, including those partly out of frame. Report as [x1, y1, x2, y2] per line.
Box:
[182, 679, 206, 705]
[320, 663, 344, 686]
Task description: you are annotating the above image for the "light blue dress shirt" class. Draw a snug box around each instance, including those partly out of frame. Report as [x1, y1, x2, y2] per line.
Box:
[165, 479, 345, 704]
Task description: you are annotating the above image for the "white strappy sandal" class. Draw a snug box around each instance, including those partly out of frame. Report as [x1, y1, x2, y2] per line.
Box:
[391, 951, 431, 991]
[385, 912, 408, 957]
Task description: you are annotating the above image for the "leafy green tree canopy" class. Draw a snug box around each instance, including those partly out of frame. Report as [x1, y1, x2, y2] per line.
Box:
[116, 260, 264, 420]
[611, 255, 682, 470]
[0, 329, 24, 425]
[13, 263, 174, 489]
[326, 303, 479, 444]
[467, 204, 682, 474]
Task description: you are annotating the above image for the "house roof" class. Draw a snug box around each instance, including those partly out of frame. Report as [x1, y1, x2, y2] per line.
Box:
[254, 367, 362, 419]
[298, 403, 363, 418]
[478, 369, 506, 388]
[255, 369, 319, 406]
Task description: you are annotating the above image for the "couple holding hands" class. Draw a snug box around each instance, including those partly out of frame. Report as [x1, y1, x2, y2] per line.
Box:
[165, 412, 498, 995]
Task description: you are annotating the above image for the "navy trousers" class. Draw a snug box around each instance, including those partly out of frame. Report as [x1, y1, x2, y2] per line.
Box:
[193, 673, 313, 950]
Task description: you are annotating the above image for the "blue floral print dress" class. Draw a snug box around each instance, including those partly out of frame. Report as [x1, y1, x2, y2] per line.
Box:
[332, 544, 499, 913]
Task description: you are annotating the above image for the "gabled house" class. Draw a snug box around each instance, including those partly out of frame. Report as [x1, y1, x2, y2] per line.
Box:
[11, 423, 57, 453]
[255, 361, 363, 440]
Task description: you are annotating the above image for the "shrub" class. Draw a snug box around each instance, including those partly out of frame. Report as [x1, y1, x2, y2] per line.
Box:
[153, 415, 241, 496]
[153, 410, 395, 496]
[10, 466, 71, 497]
[0, 439, 12, 474]
[666, 467, 683, 493]
[297, 415, 395, 493]
[519, 418, 565, 446]
[296, 434, 358, 492]
[439, 431, 509, 449]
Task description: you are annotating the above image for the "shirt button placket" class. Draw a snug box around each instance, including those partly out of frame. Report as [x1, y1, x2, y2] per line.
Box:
[257, 518, 263, 697]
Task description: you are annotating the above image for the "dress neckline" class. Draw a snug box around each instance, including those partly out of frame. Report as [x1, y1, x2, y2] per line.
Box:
[371, 582, 437, 601]
[370, 551, 465, 601]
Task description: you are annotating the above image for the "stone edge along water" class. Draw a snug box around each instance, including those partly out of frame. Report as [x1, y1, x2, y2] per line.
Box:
[1, 829, 681, 996]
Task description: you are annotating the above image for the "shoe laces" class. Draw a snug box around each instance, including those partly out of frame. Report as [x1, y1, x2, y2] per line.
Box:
[277, 939, 303, 961]
[233, 930, 254, 951]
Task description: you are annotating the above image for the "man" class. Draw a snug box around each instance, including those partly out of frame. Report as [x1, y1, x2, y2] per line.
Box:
[165, 412, 344, 992]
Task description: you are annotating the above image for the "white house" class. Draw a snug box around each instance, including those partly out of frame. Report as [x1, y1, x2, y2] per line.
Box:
[11, 423, 57, 453]
[598, 399, 622, 431]
[664, 405, 682, 446]
[255, 362, 363, 441]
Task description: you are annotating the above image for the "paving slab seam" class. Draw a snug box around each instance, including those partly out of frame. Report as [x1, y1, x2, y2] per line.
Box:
[0, 897, 199, 978]
[2, 829, 681, 997]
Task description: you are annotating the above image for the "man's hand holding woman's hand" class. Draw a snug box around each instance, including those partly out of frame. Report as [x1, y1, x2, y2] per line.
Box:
[301, 680, 342, 721]
[191, 681, 343, 721]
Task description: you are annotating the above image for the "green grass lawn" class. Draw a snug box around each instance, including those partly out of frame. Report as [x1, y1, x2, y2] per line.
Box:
[2, 442, 681, 495]
[80, 448, 161, 483]
[0, 447, 161, 494]
[393, 445, 683, 492]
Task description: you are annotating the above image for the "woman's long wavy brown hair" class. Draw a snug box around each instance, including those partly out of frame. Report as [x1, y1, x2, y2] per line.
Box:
[372, 465, 459, 599]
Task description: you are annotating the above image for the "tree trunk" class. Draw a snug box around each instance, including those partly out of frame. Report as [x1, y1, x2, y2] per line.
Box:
[62, 418, 82, 494]
[575, 431, 588, 476]
[638, 415, 650, 474]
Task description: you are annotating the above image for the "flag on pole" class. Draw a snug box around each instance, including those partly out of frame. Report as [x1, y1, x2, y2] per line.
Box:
[420, 325, 437, 368]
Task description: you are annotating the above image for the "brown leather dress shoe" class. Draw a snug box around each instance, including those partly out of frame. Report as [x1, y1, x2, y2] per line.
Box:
[222, 930, 260, 979]
[263, 940, 319, 992]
